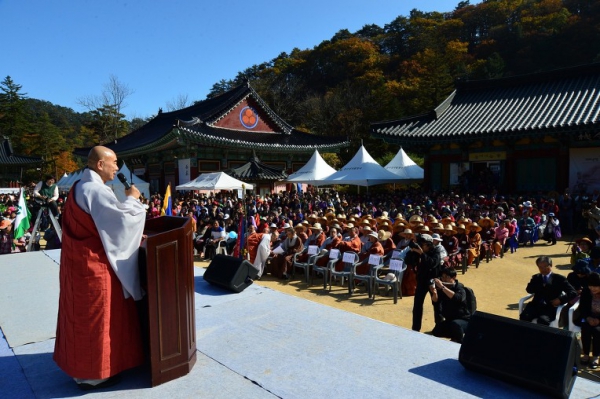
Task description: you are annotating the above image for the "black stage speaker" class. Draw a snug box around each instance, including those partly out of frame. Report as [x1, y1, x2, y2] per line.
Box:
[203, 254, 259, 293]
[459, 312, 579, 399]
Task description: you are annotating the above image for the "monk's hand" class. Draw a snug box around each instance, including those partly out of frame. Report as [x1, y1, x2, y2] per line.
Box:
[125, 184, 141, 200]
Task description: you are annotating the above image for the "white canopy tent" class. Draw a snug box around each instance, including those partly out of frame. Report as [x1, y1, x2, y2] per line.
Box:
[57, 164, 150, 202]
[286, 149, 337, 185]
[317, 145, 402, 187]
[176, 171, 253, 191]
[57, 169, 84, 191]
[107, 163, 151, 201]
[384, 147, 424, 183]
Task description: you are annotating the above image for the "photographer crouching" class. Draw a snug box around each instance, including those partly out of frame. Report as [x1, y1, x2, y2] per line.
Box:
[430, 268, 471, 343]
[33, 175, 59, 217]
[410, 234, 442, 332]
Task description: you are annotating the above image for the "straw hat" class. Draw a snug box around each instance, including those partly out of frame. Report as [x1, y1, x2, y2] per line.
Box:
[325, 212, 335, 221]
[336, 213, 347, 221]
[432, 223, 445, 232]
[441, 217, 453, 225]
[378, 221, 392, 232]
[378, 230, 392, 241]
[394, 216, 408, 226]
[345, 223, 355, 230]
[328, 218, 340, 226]
[444, 224, 456, 234]
[409, 215, 423, 225]
[417, 225, 430, 233]
[376, 211, 390, 224]
[576, 237, 593, 246]
[360, 219, 372, 227]
[469, 222, 482, 233]
[362, 226, 373, 234]
[368, 231, 379, 239]
[456, 224, 466, 233]
[478, 217, 493, 228]
[318, 216, 328, 225]
[393, 223, 406, 232]
[311, 222, 323, 231]
[400, 228, 414, 237]
[294, 223, 306, 232]
[307, 214, 318, 222]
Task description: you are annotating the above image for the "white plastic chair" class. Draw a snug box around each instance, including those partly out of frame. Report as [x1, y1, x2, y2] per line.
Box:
[518, 294, 566, 328]
[215, 240, 229, 256]
[351, 254, 382, 298]
[373, 257, 407, 304]
[328, 251, 358, 294]
[568, 300, 581, 333]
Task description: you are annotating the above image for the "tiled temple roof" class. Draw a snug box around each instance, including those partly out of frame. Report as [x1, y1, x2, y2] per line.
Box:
[371, 63, 600, 144]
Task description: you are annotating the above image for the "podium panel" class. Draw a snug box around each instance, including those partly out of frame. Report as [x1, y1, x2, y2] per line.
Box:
[141, 216, 196, 387]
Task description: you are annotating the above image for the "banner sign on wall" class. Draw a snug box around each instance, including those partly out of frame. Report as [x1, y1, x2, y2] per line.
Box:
[569, 148, 600, 194]
[178, 159, 191, 185]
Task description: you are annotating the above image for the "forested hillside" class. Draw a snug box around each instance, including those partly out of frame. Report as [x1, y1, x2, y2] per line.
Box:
[1, 0, 599, 177]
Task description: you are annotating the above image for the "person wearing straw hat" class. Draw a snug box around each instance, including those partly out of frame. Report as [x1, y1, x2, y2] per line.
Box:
[294, 223, 308, 244]
[466, 222, 482, 267]
[397, 228, 414, 250]
[571, 237, 594, 265]
[392, 222, 406, 245]
[378, 220, 392, 233]
[360, 225, 373, 251]
[378, 230, 396, 254]
[356, 231, 384, 275]
[296, 222, 325, 263]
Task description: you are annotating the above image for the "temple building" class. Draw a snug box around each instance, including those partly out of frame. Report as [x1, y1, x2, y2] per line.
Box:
[371, 63, 600, 194]
[0, 136, 43, 187]
[80, 82, 349, 195]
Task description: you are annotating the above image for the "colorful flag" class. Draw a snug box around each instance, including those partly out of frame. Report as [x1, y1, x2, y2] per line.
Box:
[160, 184, 172, 216]
[234, 215, 246, 258]
[14, 187, 31, 240]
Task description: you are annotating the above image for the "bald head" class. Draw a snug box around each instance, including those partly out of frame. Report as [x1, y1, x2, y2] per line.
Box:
[88, 146, 114, 169]
[88, 146, 118, 183]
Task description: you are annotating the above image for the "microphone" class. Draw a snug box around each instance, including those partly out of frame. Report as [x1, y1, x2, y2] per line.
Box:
[117, 173, 131, 190]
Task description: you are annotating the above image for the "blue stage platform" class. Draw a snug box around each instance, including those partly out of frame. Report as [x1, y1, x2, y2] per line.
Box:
[0, 250, 598, 398]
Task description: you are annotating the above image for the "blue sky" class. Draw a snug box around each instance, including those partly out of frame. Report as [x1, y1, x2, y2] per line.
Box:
[1, 0, 478, 120]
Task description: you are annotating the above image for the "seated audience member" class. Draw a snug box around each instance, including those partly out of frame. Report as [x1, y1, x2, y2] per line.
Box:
[492, 221, 508, 257]
[270, 227, 303, 280]
[0, 219, 14, 254]
[520, 256, 577, 326]
[378, 230, 396, 254]
[356, 231, 384, 275]
[430, 268, 471, 343]
[571, 237, 593, 266]
[204, 220, 226, 260]
[466, 223, 482, 266]
[576, 272, 600, 368]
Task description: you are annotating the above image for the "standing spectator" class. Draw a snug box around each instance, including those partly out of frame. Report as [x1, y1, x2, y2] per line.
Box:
[430, 268, 471, 343]
[519, 256, 577, 326]
[411, 234, 442, 332]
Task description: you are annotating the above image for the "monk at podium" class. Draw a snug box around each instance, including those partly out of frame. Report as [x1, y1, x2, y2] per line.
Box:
[54, 146, 147, 391]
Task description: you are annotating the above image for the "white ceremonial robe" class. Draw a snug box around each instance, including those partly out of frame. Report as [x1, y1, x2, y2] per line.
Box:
[253, 233, 272, 278]
[75, 168, 146, 300]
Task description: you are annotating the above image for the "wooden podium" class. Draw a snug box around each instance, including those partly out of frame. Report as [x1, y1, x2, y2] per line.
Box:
[140, 216, 197, 387]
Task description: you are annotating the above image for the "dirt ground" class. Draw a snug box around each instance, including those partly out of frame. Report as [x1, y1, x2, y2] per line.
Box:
[195, 237, 580, 332]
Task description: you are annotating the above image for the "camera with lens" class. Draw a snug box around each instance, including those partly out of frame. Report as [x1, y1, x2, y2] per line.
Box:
[408, 240, 420, 249]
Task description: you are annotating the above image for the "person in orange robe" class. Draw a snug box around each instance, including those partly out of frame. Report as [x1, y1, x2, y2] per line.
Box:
[334, 226, 362, 271]
[54, 146, 146, 390]
[356, 232, 384, 275]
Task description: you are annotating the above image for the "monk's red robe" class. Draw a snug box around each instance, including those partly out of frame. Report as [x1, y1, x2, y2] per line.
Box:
[54, 183, 144, 379]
